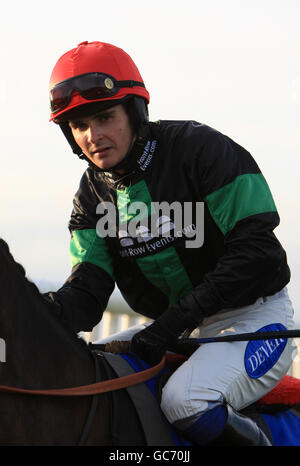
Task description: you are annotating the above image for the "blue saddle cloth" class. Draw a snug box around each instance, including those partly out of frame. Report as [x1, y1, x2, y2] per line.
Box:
[262, 411, 300, 446]
[120, 353, 300, 446]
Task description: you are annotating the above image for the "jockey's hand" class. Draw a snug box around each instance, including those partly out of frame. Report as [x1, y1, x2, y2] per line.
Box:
[130, 321, 170, 366]
[131, 304, 200, 366]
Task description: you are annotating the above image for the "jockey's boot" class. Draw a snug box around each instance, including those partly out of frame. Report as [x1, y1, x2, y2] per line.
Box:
[179, 404, 271, 446]
[207, 405, 272, 446]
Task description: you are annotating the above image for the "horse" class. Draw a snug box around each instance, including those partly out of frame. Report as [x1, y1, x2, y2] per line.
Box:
[0, 238, 145, 446]
[1, 236, 300, 447]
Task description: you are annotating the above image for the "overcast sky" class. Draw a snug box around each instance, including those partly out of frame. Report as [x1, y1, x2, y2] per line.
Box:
[1, 0, 300, 322]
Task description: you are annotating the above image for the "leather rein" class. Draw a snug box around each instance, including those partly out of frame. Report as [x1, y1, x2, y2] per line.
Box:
[0, 355, 166, 397]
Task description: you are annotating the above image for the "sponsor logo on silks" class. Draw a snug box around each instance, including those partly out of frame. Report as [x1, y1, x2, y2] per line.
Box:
[96, 201, 205, 253]
[136, 140, 157, 172]
[244, 323, 287, 379]
[119, 215, 175, 247]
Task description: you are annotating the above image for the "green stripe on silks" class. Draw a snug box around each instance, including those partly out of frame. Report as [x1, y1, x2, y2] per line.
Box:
[117, 179, 155, 224]
[117, 179, 193, 305]
[137, 246, 193, 306]
[204, 173, 277, 235]
[70, 229, 115, 279]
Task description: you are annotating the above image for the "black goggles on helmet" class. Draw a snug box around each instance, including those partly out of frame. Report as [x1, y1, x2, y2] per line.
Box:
[50, 72, 145, 114]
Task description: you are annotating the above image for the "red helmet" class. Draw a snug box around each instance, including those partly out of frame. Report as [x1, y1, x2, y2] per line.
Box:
[49, 41, 150, 122]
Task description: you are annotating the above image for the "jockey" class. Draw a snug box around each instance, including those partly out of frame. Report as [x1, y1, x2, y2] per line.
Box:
[48, 41, 296, 446]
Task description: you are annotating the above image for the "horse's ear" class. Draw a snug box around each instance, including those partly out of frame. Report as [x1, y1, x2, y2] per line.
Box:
[0, 239, 25, 278]
[0, 239, 11, 256]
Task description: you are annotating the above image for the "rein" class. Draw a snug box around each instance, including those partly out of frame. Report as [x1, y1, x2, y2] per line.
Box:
[0, 355, 166, 397]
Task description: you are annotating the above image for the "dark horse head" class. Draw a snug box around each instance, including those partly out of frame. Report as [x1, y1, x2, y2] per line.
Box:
[0, 238, 144, 445]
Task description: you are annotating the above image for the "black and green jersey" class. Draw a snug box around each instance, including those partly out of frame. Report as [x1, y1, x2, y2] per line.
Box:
[54, 120, 290, 332]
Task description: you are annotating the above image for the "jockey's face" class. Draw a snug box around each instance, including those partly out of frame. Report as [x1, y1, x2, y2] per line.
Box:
[68, 104, 135, 171]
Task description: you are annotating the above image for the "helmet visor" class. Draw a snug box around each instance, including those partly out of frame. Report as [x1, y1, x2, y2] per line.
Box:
[50, 72, 145, 115]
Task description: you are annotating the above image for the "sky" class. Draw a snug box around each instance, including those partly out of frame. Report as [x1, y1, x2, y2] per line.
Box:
[0, 0, 300, 322]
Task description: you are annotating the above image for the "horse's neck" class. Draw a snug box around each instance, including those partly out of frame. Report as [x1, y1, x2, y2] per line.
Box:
[0, 242, 94, 389]
[2, 287, 94, 388]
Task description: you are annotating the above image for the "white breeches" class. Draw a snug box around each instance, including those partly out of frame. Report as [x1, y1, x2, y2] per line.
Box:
[95, 287, 297, 425]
